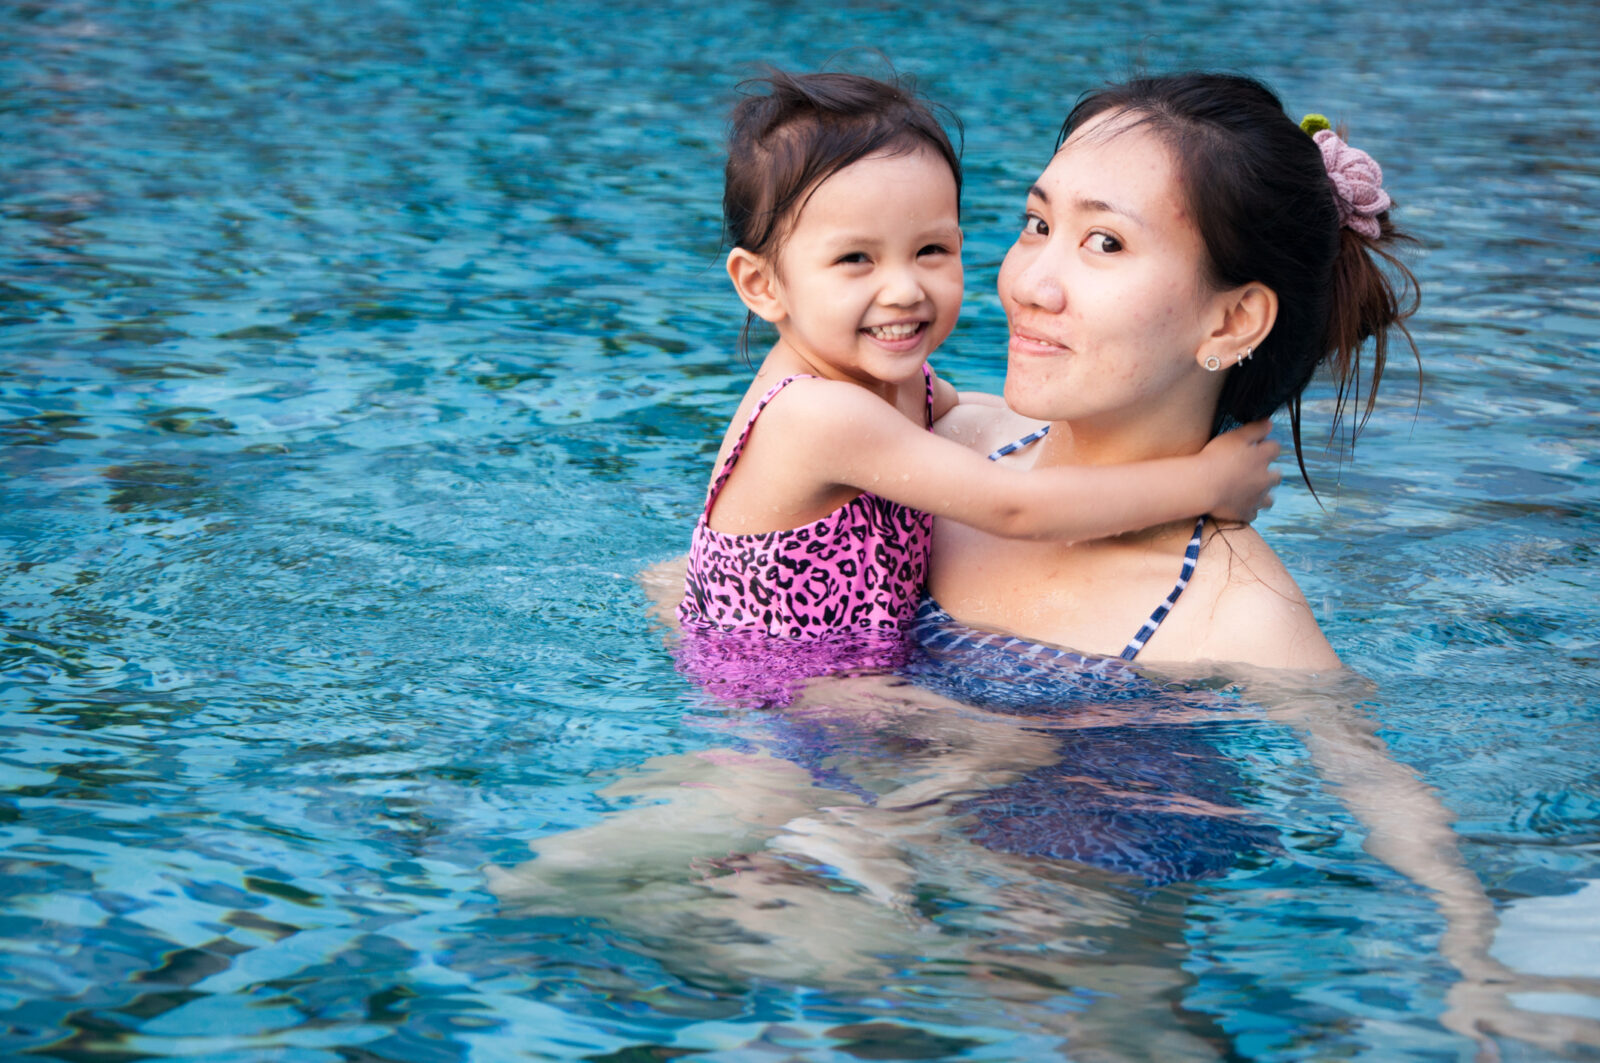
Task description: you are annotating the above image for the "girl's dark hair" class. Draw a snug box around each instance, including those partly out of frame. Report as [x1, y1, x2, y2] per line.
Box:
[1060, 73, 1419, 492]
[724, 69, 963, 358]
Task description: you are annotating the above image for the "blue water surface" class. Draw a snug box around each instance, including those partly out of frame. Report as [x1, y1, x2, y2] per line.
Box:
[3, 1, 1598, 1060]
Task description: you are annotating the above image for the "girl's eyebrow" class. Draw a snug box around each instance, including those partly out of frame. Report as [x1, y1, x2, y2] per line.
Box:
[1028, 184, 1146, 227]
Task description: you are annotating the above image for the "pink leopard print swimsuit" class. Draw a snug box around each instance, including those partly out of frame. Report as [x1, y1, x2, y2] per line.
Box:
[678, 367, 935, 639]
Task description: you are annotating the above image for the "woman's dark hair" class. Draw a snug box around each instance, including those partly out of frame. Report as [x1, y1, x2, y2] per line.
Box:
[723, 69, 963, 358]
[1060, 73, 1419, 492]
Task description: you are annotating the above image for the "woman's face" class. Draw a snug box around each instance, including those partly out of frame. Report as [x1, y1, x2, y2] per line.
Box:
[998, 113, 1230, 433]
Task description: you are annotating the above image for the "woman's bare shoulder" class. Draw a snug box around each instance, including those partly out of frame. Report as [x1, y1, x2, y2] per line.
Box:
[1193, 524, 1343, 672]
[933, 395, 1045, 452]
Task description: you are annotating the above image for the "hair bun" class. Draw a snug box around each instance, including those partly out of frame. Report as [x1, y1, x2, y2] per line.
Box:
[1312, 129, 1391, 240]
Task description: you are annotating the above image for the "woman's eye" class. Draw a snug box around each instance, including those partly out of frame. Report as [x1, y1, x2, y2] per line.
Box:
[1020, 212, 1048, 237]
[1086, 232, 1123, 254]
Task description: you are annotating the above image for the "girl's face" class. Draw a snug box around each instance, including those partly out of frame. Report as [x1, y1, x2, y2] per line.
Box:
[998, 114, 1231, 435]
[763, 147, 963, 388]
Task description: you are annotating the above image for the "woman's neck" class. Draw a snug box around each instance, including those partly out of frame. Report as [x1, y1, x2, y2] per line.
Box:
[1032, 409, 1214, 470]
[1017, 405, 1217, 546]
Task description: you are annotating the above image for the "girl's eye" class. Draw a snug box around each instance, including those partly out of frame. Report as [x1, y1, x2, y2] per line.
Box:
[917, 243, 950, 257]
[836, 252, 870, 265]
[1020, 212, 1048, 237]
[1086, 232, 1123, 254]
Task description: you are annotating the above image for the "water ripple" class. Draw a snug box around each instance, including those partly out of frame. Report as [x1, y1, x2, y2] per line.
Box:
[4, 0, 1599, 1059]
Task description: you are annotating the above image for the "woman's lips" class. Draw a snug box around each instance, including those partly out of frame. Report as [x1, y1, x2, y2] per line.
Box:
[1008, 327, 1068, 357]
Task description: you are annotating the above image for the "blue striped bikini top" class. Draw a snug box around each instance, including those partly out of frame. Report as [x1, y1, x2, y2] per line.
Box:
[909, 425, 1206, 705]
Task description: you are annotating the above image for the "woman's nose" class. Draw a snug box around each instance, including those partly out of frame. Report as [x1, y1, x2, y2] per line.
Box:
[1005, 246, 1066, 313]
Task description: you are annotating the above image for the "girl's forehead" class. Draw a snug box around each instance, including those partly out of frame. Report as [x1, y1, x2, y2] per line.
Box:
[835, 143, 956, 182]
[803, 148, 959, 211]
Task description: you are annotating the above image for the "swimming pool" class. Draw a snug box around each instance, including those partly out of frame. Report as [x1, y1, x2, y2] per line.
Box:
[3, 1, 1597, 1059]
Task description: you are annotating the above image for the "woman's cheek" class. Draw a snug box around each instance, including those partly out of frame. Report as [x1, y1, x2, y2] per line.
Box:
[996, 245, 1029, 305]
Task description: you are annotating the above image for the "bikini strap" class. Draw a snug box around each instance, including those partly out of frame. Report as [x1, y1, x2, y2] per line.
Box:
[984, 422, 1200, 663]
[1119, 516, 1206, 661]
[987, 423, 1050, 461]
[700, 373, 813, 518]
[703, 365, 937, 517]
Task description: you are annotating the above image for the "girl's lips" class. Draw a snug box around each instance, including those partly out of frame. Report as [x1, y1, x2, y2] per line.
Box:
[861, 321, 928, 352]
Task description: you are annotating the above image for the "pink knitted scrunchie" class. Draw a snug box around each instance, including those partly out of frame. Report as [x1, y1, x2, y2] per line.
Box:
[1312, 129, 1390, 240]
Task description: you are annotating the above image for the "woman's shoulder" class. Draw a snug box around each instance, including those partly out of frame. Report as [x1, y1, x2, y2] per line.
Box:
[933, 393, 1047, 454]
[1184, 523, 1343, 672]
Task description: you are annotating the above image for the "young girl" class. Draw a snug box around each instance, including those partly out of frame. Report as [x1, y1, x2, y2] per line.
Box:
[679, 70, 1279, 655]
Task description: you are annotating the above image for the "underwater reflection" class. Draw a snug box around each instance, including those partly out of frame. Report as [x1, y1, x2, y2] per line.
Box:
[491, 672, 1285, 1061]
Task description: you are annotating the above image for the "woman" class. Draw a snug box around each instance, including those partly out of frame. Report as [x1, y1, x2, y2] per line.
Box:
[919, 73, 1408, 673]
[886, 74, 1592, 1050]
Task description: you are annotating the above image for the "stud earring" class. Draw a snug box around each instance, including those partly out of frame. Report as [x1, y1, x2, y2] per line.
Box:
[1204, 355, 1222, 372]
[1238, 346, 1254, 366]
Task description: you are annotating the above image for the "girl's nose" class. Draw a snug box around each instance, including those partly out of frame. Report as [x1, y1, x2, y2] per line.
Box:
[879, 265, 926, 307]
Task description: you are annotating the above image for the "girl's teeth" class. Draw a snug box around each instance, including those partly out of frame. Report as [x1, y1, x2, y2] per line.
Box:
[866, 324, 921, 340]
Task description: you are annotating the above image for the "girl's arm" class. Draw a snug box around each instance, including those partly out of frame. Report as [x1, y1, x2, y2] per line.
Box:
[773, 378, 1278, 540]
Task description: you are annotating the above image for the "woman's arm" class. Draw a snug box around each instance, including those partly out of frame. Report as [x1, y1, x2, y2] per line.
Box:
[1170, 536, 1597, 1050]
[1269, 681, 1600, 1053]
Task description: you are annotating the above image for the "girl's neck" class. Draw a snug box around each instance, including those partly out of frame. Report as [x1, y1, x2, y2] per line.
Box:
[765, 340, 898, 403]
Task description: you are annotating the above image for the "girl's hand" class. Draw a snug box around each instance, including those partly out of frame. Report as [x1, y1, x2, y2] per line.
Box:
[1201, 419, 1281, 522]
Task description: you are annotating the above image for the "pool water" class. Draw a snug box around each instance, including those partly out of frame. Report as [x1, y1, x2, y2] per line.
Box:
[3, 1, 1598, 1060]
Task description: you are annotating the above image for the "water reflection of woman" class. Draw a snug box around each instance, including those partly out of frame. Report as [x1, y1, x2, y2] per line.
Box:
[501, 74, 1599, 1056]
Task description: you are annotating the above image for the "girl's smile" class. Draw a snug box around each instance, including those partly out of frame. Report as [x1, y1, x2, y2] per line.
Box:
[757, 146, 964, 391]
[861, 320, 931, 350]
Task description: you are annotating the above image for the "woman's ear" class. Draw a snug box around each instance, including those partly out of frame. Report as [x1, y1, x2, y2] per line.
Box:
[726, 248, 788, 325]
[1195, 282, 1278, 371]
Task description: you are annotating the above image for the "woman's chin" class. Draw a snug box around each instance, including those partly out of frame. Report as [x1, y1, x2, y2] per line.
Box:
[1002, 384, 1073, 423]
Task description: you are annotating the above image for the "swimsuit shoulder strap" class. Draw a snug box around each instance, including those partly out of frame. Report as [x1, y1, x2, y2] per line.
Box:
[1119, 516, 1206, 661]
[700, 374, 813, 517]
[921, 363, 935, 429]
[704, 368, 936, 516]
[987, 423, 1050, 461]
[984, 422, 1202, 663]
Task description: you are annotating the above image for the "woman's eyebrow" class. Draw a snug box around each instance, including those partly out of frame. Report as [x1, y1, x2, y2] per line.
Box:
[1028, 184, 1145, 227]
[1080, 197, 1145, 226]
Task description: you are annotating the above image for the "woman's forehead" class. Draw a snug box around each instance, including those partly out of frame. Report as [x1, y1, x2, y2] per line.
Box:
[1041, 117, 1177, 198]
[1054, 110, 1167, 162]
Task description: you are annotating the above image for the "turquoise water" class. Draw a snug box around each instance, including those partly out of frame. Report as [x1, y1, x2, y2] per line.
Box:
[3, 1, 1598, 1060]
